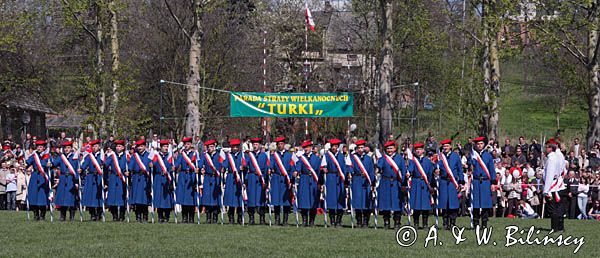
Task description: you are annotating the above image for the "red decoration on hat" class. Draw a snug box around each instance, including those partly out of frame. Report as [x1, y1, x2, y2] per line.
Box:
[134, 139, 146, 146]
[274, 136, 286, 143]
[301, 140, 313, 148]
[204, 139, 216, 146]
[413, 142, 425, 149]
[250, 138, 263, 144]
[329, 138, 342, 145]
[546, 138, 557, 145]
[229, 138, 241, 146]
[182, 137, 193, 143]
[61, 141, 73, 147]
[440, 139, 452, 145]
[383, 140, 397, 148]
[114, 140, 125, 145]
[159, 140, 170, 146]
[88, 139, 100, 146]
[473, 136, 486, 143]
[355, 139, 366, 146]
[2, 145, 11, 150]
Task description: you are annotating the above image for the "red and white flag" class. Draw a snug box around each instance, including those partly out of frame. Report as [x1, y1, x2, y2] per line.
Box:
[305, 2, 315, 31]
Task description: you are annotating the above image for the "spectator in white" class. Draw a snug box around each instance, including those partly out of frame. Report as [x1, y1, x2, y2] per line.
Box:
[5, 162, 17, 210]
[571, 138, 581, 159]
[518, 199, 539, 219]
[503, 169, 522, 217]
[150, 134, 159, 151]
[577, 178, 590, 220]
[0, 161, 8, 210]
[578, 149, 589, 170]
[16, 165, 30, 211]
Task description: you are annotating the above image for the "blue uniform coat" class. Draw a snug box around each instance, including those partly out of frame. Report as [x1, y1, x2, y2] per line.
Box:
[294, 153, 321, 209]
[53, 153, 80, 207]
[322, 151, 348, 210]
[349, 153, 375, 210]
[376, 154, 406, 212]
[245, 151, 268, 208]
[152, 152, 174, 209]
[81, 152, 104, 208]
[198, 151, 222, 207]
[174, 150, 198, 206]
[26, 152, 51, 206]
[470, 151, 496, 209]
[437, 151, 464, 209]
[104, 152, 127, 207]
[128, 151, 151, 205]
[407, 156, 434, 211]
[269, 151, 293, 207]
[222, 151, 244, 207]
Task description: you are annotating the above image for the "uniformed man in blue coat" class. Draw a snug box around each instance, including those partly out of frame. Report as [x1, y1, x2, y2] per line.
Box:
[223, 138, 244, 224]
[244, 138, 268, 225]
[376, 140, 406, 229]
[26, 139, 52, 221]
[294, 140, 321, 227]
[268, 136, 293, 226]
[407, 142, 436, 229]
[470, 136, 496, 228]
[128, 139, 152, 223]
[152, 140, 175, 223]
[349, 139, 376, 228]
[199, 139, 221, 224]
[174, 137, 198, 223]
[105, 140, 127, 221]
[436, 139, 464, 230]
[53, 141, 80, 221]
[321, 138, 348, 228]
[80, 139, 104, 221]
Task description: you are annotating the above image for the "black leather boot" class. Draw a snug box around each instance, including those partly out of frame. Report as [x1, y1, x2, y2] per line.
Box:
[60, 208, 67, 221]
[393, 213, 402, 230]
[275, 213, 281, 226]
[282, 212, 289, 226]
[329, 213, 336, 228]
[212, 209, 219, 224]
[422, 215, 429, 229]
[302, 212, 308, 227]
[383, 213, 391, 229]
[206, 209, 212, 224]
[336, 213, 343, 228]
[356, 212, 362, 228]
[363, 212, 370, 228]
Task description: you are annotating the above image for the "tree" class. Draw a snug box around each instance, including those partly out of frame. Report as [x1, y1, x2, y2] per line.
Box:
[377, 0, 394, 144]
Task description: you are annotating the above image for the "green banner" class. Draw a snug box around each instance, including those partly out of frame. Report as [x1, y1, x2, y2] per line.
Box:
[230, 92, 353, 117]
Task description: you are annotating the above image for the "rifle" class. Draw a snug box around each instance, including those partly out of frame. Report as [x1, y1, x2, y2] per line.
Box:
[293, 177, 300, 227]
[125, 138, 131, 223]
[373, 174, 380, 229]
[348, 178, 355, 229]
[267, 173, 273, 226]
[322, 169, 328, 228]
[46, 131, 54, 222]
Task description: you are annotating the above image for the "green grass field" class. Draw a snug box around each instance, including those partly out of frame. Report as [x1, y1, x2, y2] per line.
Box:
[0, 210, 598, 257]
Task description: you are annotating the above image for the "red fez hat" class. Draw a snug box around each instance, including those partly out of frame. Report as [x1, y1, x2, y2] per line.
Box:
[2, 145, 11, 150]
[413, 142, 425, 149]
[114, 140, 125, 145]
[301, 140, 313, 148]
[274, 136, 286, 143]
[250, 138, 263, 144]
[204, 139, 216, 146]
[159, 140, 170, 146]
[135, 139, 146, 146]
[473, 136, 486, 143]
[329, 138, 342, 145]
[355, 139, 366, 146]
[546, 138, 557, 145]
[35, 140, 47, 146]
[182, 137, 193, 143]
[229, 138, 241, 146]
[61, 141, 73, 147]
[88, 139, 100, 146]
[440, 139, 452, 145]
[383, 140, 397, 148]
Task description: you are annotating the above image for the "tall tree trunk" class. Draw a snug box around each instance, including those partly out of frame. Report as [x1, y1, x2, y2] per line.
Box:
[185, 0, 202, 138]
[481, 0, 500, 140]
[586, 2, 599, 149]
[378, 0, 393, 144]
[108, 0, 120, 135]
[95, 2, 106, 137]
[489, 31, 500, 140]
[481, 0, 491, 137]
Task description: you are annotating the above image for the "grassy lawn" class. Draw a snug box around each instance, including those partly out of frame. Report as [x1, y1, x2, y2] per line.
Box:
[0, 210, 598, 257]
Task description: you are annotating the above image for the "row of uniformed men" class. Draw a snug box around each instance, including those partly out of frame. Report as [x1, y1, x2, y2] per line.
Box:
[25, 136, 497, 229]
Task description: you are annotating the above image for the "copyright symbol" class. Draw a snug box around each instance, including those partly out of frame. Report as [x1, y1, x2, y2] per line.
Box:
[395, 226, 417, 247]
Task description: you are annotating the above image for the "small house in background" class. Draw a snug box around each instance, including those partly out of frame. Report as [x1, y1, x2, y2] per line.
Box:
[0, 89, 56, 141]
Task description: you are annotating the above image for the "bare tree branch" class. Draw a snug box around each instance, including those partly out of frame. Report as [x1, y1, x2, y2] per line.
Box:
[61, 0, 99, 43]
[164, 0, 191, 40]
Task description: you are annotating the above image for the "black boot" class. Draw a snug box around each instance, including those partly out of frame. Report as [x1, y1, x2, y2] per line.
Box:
[249, 208, 255, 225]
[336, 213, 343, 228]
[356, 212, 362, 228]
[393, 213, 402, 230]
[422, 215, 429, 229]
[228, 209, 235, 225]
[329, 213, 336, 228]
[60, 208, 67, 222]
[259, 208, 266, 225]
[182, 207, 188, 223]
[165, 210, 171, 223]
[450, 218, 456, 229]
[282, 212, 289, 226]
[212, 208, 219, 224]
[309, 210, 316, 227]
[237, 208, 243, 225]
[443, 216, 449, 230]
[363, 212, 370, 228]
[111, 207, 118, 222]
[119, 207, 125, 221]
[40, 206, 47, 221]
[69, 208, 75, 221]
[206, 208, 212, 224]
[301, 211, 308, 227]
[481, 209, 489, 229]
[275, 213, 281, 226]
[142, 209, 149, 223]
[383, 213, 391, 229]
[413, 214, 420, 229]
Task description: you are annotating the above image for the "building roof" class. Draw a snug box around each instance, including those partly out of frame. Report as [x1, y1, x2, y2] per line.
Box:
[3, 90, 56, 114]
[46, 115, 88, 129]
[325, 11, 376, 52]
